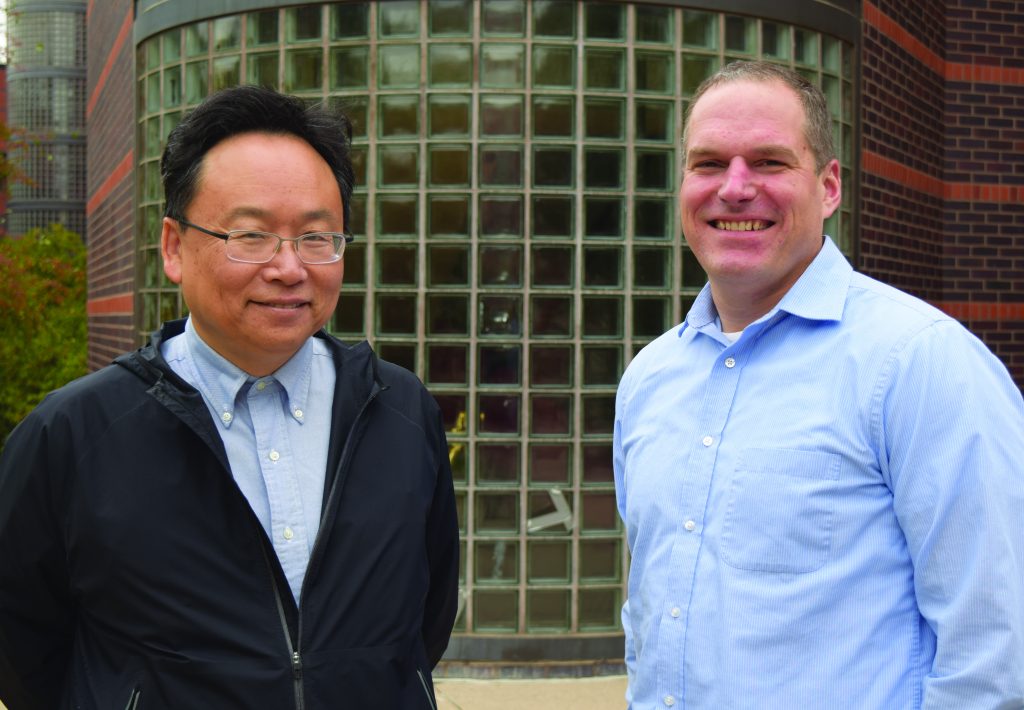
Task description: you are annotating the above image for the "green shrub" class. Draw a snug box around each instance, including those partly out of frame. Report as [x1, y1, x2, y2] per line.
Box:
[0, 224, 88, 444]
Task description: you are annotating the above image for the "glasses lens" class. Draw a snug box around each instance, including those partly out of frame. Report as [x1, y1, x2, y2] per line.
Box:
[298, 233, 344, 264]
[225, 232, 278, 263]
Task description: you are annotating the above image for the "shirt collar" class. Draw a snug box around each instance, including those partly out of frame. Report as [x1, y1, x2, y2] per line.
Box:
[682, 235, 852, 337]
[184, 318, 313, 428]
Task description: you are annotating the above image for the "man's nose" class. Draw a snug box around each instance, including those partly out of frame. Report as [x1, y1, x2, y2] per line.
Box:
[266, 239, 308, 281]
[717, 158, 756, 202]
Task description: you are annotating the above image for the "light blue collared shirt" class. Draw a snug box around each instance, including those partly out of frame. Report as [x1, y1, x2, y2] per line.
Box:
[162, 318, 336, 603]
[614, 237, 1024, 709]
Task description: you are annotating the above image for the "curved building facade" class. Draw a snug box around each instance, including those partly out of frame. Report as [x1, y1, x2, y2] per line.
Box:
[5, 0, 87, 237]
[130, 0, 858, 668]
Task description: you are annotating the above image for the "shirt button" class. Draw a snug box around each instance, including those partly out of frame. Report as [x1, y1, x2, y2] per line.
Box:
[220, 411, 232, 423]
[702, 435, 713, 447]
[283, 527, 294, 540]
[256, 380, 267, 392]
[725, 357, 736, 368]
[293, 409, 303, 419]
[664, 696, 676, 707]
[684, 520, 696, 532]
[269, 449, 280, 462]
[670, 607, 681, 618]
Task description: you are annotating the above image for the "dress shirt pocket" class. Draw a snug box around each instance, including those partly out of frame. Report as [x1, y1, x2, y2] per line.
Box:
[721, 447, 840, 574]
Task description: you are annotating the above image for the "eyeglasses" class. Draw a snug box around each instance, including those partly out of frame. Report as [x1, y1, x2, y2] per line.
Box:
[177, 219, 353, 265]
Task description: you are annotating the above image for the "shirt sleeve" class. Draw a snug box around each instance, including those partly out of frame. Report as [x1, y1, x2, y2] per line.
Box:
[877, 320, 1024, 707]
[614, 375, 637, 704]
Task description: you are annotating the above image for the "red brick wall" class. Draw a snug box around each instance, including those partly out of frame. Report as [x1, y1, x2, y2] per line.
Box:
[860, 0, 1024, 387]
[85, 0, 136, 369]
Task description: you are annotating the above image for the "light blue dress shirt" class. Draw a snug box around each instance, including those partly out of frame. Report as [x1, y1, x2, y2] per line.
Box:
[162, 318, 336, 603]
[614, 237, 1024, 709]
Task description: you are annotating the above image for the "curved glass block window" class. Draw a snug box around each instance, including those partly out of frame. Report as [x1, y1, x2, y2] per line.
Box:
[136, 2, 857, 643]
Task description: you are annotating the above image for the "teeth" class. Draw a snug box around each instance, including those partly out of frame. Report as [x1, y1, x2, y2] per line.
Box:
[714, 220, 769, 231]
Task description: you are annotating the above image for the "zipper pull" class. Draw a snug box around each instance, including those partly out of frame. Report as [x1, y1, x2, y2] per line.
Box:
[292, 651, 303, 681]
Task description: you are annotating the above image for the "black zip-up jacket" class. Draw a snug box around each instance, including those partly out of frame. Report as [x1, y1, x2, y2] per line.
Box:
[0, 320, 460, 710]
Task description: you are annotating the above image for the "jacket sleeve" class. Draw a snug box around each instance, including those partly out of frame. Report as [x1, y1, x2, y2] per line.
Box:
[0, 410, 76, 710]
[419, 406, 460, 669]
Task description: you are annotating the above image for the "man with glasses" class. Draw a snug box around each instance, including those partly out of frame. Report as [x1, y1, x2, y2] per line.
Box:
[0, 86, 459, 710]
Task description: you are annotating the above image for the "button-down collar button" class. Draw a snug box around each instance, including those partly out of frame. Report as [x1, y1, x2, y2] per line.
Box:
[684, 520, 696, 532]
[725, 357, 736, 368]
[670, 607, 681, 618]
[256, 380, 267, 392]
[664, 695, 676, 707]
[221, 411, 232, 424]
[269, 449, 280, 462]
[293, 409, 303, 419]
[702, 435, 713, 447]
[283, 526, 294, 540]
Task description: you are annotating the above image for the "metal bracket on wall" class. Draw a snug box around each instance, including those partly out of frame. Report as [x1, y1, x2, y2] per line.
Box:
[526, 489, 573, 533]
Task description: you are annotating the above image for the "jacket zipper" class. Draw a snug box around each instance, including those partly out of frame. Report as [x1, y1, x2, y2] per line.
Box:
[417, 669, 438, 710]
[261, 538, 305, 710]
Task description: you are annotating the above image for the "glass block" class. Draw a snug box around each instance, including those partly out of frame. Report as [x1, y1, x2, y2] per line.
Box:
[528, 491, 572, 532]
[430, 0, 472, 35]
[478, 394, 521, 434]
[682, 248, 707, 287]
[248, 11, 279, 46]
[481, 95, 524, 136]
[142, 293, 159, 333]
[636, 52, 673, 93]
[679, 294, 697, 319]
[527, 589, 569, 631]
[247, 52, 278, 89]
[475, 540, 518, 581]
[579, 588, 620, 630]
[583, 297, 622, 338]
[429, 245, 469, 286]
[483, 0, 525, 35]
[331, 3, 369, 39]
[582, 491, 618, 531]
[583, 346, 620, 386]
[212, 56, 240, 92]
[450, 444, 468, 484]
[528, 541, 570, 582]
[583, 395, 615, 436]
[580, 539, 619, 580]
[376, 293, 417, 334]
[531, 246, 573, 287]
[822, 76, 840, 119]
[585, 98, 624, 139]
[163, 112, 183, 143]
[634, 297, 669, 337]
[529, 444, 571, 485]
[430, 145, 470, 186]
[583, 443, 614, 484]
[795, 29, 819, 65]
[476, 491, 519, 532]
[379, 343, 416, 373]
[185, 61, 208, 104]
[379, 0, 419, 37]
[585, 2, 624, 40]
[480, 345, 522, 385]
[724, 15, 755, 54]
[480, 246, 523, 287]
[185, 22, 208, 57]
[430, 196, 469, 237]
[530, 345, 573, 388]
[479, 296, 522, 336]
[481, 44, 525, 88]
[533, 96, 574, 137]
[342, 244, 365, 285]
[348, 194, 367, 236]
[339, 97, 367, 138]
[682, 10, 717, 48]
[378, 145, 419, 186]
[285, 49, 322, 92]
[162, 29, 181, 61]
[585, 198, 623, 239]
[429, 95, 471, 136]
[533, 148, 574, 188]
[534, 0, 575, 38]
[474, 589, 517, 631]
[480, 196, 523, 237]
[434, 393, 468, 433]
[583, 247, 622, 287]
[455, 491, 467, 532]
[478, 444, 521, 484]
[142, 248, 159, 287]
[145, 74, 160, 115]
[213, 16, 241, 51]
[429, 44, 472, 86]
[636, 151, 672, 191]
[633, 247, 670, 288]
[532, 197, 573, 237]
[531, 395, 571, 436]
[286, 6, 321, 41]
[428, 295, 469, 335]
[682, 55, 718, 96]
[762, 22, 790, 60]
[333, 292, 365, 333]
[530, 296, 572, 337]
[379, 45, 420, 87]
[480, 147, 522, 186]
[428, 344, 468, 384]
[635, 198, 670, 239]
[377, 245, 418, 286]
[377, 195, 418, 236]
[635, 100, 672, 142]
[532, 46, 574, 87]
[584, 149, 623, 190]
[330, 47, 369, 90]
[584, 49, 624, 90]
[144, 118, 160, 160]
[160, 293, 179, 324]
[636, 5, 672, 43]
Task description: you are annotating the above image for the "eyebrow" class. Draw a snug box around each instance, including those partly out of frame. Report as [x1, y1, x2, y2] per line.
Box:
[686, 145, 802, 163]
[223, 206, 339, 224]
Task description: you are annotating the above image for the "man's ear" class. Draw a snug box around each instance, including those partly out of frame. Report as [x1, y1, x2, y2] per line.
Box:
[820, 159, 842, 219]
[161, 217, 184, 285]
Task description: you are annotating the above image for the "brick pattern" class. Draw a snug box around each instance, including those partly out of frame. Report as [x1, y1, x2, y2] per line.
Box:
[86, 0, 136, 370]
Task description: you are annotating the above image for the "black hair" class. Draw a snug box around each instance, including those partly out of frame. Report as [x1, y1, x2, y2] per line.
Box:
[160, 85, 355, 231]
